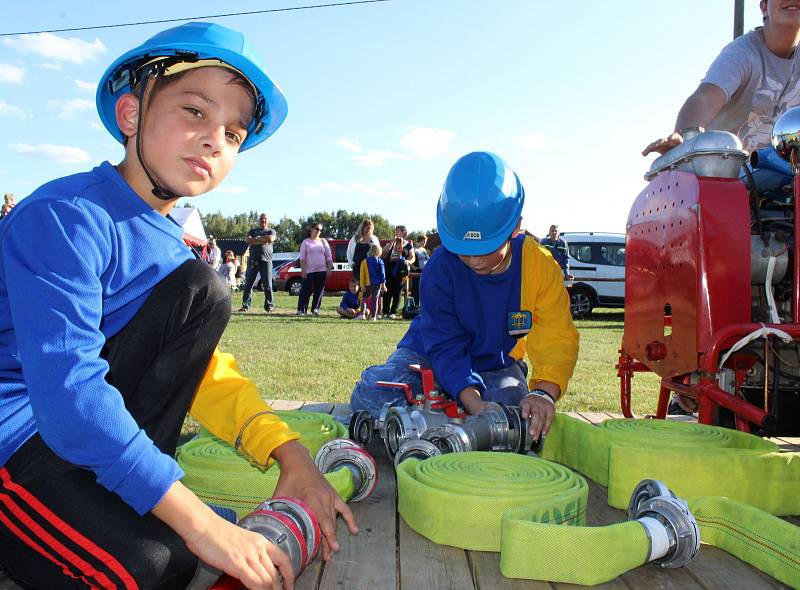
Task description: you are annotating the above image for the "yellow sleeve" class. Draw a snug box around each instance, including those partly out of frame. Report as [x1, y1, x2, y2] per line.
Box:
[189, 349, 300, 468]
[516, 236, 579, 395]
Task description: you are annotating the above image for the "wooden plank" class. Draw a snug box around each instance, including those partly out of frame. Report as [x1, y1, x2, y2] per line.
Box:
[331, 403, 351, 418]
[302, 402, 334, 414]
[577, 412, 610, 426]
[467, 550, 550, 590]
[317, 445, 396, 590]
[399, 519, 474, 590]
[769, 437, 800, 452]
[564, 412, 591, 424]
[294, 559, 323, 590]
[685, 544, 788, 590]
[270, 399, 305, 410]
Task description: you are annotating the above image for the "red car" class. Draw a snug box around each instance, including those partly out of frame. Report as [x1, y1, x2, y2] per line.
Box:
[274, 238, 392, 295]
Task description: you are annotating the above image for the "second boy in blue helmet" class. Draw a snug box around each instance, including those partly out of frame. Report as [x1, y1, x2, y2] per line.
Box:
[0, 22, 355, 590]
[350, 152, 580, 440]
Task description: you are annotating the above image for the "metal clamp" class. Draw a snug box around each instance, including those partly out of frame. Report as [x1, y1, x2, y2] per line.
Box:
[315, 438, 378, 502]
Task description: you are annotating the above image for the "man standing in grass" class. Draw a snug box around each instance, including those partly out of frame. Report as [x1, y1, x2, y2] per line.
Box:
[239, 212, 277, 313]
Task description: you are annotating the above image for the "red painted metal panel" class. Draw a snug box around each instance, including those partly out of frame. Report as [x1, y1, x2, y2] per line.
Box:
[622, 171, 750, 378]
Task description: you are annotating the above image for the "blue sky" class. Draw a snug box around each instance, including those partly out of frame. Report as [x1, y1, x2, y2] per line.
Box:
[1, 1, 764, 235]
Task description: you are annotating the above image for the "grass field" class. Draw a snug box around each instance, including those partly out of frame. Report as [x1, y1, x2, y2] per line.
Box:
[217, 290, 663, 415]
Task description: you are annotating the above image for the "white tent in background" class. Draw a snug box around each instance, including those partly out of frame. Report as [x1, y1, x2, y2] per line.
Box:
[170, 206, 207, 247]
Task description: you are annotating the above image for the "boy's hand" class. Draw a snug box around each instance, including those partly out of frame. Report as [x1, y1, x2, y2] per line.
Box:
[152, 482, 294, 589]
[272, 441, 358, 561]
[458, 386, 487, 415]
[520, 391, 556, 441]
[186, 518, 294, 590]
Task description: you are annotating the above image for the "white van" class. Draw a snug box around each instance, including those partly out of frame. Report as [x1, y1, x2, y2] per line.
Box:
[559, 232, 625, 316]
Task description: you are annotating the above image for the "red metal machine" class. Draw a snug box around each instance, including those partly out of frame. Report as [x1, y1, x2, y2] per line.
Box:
[619, 122, 800, 436]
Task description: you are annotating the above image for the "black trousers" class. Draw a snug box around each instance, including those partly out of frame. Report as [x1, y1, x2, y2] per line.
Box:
[241, 259, 274, 310]
[297, 271, 326, 313]
[0, 260, 231, 590]
[383, 273, 404, 316]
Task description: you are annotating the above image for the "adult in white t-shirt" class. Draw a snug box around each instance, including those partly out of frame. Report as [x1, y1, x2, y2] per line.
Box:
[643, 0, 800, 155]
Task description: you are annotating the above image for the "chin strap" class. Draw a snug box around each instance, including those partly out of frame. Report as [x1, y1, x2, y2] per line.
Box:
[133, 72, 181, 202]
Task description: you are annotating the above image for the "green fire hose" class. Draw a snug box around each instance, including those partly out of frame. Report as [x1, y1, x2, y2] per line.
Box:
[177, 411, 353, 518]
[397, 416, 800, 587]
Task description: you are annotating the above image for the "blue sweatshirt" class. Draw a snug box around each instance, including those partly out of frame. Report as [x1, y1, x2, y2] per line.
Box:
[398, 234, 578, 400]
[366, 256, 385, 285]
[0, 162, 194, 515]
[340, 290, 360, 309]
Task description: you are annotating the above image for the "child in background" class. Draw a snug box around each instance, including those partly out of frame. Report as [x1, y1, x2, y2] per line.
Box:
[360, 243, 386, 321]
[218, 249, 238, 289]
[337, 278, 364, 319]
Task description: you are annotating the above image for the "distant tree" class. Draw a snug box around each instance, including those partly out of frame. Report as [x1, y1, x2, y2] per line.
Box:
[273, 216, 301, 252]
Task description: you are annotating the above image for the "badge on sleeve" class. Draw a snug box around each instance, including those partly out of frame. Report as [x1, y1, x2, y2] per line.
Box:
[507, 311, 532, 337]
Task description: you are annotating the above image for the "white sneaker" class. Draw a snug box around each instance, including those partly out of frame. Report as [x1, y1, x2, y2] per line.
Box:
[354, 314, 365, 320]
[312, 309, 320, 317]
[388, 314, 397, 320]
[295, 311, 305, 316]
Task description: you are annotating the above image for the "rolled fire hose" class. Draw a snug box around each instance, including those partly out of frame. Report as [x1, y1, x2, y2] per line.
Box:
[537, 415, 800, 587]
[397, 453, 700, 586]
[541, 415, 800, 514]
[178, 411, 368, 519]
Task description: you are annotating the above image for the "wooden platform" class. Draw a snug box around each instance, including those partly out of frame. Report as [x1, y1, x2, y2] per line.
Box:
[1, 403, 797, 589]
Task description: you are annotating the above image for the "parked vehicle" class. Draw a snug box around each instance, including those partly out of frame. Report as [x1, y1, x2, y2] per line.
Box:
[274, 238, 391, 295]
[560, 232, 626, 316]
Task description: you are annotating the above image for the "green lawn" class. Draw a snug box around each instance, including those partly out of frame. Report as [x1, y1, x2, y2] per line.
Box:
[218, 291, 662, 414]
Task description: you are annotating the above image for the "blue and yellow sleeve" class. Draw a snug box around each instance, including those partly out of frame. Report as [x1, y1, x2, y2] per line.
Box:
[189, 349, 300, 467]
[514, 236, 579, 395]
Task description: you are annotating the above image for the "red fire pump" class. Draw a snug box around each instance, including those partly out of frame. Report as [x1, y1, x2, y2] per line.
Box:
[619, 113, 800, 436]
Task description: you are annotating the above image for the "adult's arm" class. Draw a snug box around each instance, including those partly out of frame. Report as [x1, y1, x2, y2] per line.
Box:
[3, 201, 181, 515]
[642, 36, 750, 156]
[642, 84, 728, 155]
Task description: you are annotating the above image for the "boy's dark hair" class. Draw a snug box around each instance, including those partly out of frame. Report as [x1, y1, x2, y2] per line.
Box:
[122, 65, 257, 146]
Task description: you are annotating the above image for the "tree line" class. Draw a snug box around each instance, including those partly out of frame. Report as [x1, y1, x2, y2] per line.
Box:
[199, 208, 435, 253]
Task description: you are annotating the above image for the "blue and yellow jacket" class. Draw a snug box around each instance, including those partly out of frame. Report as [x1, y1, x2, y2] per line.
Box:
[398, 234, 579, 398]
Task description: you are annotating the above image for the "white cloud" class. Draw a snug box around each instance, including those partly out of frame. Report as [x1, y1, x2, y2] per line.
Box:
[88, 120, 104, 131]
[40, 62, 63, 71]
[215, 185, 248, 195]
[10, 143, 91, 165]
[0, 64, 24, 84]
[335, 127, 456, 167]
[47, 98, 95, 119]
[352, 149, 410, 167]
[399, 126, 455, 159]
[299, 181, 404, 199]
[75, 79, 95, 91]
[517, 132, 548, 150]
[4, 33, 106, 64]
[336, 137, 363, 153]
[0, 100, 26, 119]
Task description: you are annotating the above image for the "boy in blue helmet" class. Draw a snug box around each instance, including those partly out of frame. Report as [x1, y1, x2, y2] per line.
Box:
[0, 22, 355, 589]
[350, 152, 579, 440]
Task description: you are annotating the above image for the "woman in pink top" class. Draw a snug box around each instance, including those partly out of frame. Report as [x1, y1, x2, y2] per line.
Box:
[297, 221, 334, 316]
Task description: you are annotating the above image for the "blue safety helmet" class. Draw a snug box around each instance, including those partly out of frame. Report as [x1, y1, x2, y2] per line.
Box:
[436, 152, 525, 256]
[96, 22, 287, 152]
